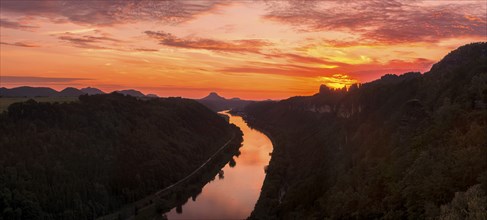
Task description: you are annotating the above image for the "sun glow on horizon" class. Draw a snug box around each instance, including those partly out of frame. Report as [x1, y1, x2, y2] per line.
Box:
[317, 74, 359, 89]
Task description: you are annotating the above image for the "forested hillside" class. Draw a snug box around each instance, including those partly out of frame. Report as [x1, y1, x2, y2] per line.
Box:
[245, 42, 487, 219]
[0, 93, 242, 219]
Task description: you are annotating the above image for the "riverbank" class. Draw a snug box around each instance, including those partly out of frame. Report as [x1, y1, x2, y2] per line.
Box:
[233, 111, 290, 220]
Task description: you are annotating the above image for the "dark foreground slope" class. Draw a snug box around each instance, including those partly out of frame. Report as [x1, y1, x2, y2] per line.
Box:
[0, 93, 242, 219]
[246, 42, 487, 219]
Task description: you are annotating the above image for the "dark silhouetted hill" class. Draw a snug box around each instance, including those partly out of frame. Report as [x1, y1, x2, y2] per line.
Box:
[57, 87, 84, 96]
[115, 89, 145, 97]
[202, 92, 226, 101]
[146, 93, 159, 98]
[245, 42, 487, 219]
[197, 92, 253, 111]
[0, 93, 243, 219]
[80, 87, 105, 95]
[0, 86, 58, 97]
[0, 86, 153, 98]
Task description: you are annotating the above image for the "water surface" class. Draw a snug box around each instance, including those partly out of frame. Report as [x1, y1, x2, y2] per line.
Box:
[166, 111, 273, 219]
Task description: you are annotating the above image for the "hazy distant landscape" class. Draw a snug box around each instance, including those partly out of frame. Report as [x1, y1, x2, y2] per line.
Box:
[1, 0, 486, 220]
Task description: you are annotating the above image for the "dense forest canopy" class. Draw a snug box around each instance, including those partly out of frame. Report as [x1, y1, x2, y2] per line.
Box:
[245, 42, 487, 219]
[0, 93, 241, 219]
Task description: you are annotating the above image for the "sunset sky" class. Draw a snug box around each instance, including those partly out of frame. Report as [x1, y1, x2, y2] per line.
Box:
[1, 0, 486, 100]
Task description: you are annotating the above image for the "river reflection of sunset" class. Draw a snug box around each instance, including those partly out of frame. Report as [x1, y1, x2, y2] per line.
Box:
[166, 111, 273, 219]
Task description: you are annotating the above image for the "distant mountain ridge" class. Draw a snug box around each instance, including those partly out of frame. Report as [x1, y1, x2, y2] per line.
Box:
[80, 87, 105, 95]
[0, 86, 58, 97]
[58, 87, 85, 97]
[201, 92, 227, 101]
[116, 89, 145, 97]
[197, 92, 254, 111]
[0, 86, 154, 98]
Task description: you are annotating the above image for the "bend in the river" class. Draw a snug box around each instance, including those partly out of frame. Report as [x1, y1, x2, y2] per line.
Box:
[166, 111, 273, 219]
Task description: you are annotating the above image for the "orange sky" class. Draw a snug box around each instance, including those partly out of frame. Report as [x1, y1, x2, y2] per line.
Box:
[1, 0, 486, 100]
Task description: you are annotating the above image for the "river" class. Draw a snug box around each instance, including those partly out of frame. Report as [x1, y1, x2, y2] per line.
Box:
[165, 111, 273, 219]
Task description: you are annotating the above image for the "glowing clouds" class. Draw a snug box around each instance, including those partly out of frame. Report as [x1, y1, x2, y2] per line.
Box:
[1, 0, 485, 99]
[144, 30, 271, 54]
